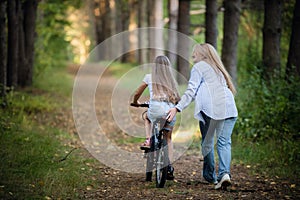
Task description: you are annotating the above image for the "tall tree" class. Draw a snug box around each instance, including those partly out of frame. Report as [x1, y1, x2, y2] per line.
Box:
[138, 0, 148, 64]
[94, 0, 112, 60]
[120, 0, 130, 62]
[205, 0, 218, 49]
[0, 0, 6, 97]
[109, 0, 116, 59]
[221, 0, 241, 86]
[177, 0, 191, 84]
[127, 0, 138, 63]
[286, 0, 300, 78]
[149, 0, 164, 61]
[94, 0, 102, 45]
[167, 0, 178, 66]
[262, 0, 282, 80]
[146, 0, 154, 62]
[111, 0, 124, 62]
[7, 0, 18, 88]
[18, 0, 39, 87]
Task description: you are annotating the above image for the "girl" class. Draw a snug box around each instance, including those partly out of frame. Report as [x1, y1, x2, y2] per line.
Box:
[132, 55, 180, 180]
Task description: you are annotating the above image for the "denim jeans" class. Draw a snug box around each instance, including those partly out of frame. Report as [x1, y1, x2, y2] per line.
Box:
[147, 100, 176, 127]
[199, 111, 237, 182]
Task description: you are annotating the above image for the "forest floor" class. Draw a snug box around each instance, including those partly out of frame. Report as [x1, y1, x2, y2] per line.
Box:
[66, 64, 299, 200]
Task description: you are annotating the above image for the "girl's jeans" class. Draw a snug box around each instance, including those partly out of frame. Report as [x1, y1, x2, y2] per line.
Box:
[199, 111, 237, 182]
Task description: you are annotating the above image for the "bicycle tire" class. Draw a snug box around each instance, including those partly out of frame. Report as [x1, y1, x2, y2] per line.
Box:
[145, 135, 155, 181]
[155, 139, 168, 188]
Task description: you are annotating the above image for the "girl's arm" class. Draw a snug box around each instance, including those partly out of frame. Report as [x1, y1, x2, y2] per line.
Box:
[132, 82, 148, 104]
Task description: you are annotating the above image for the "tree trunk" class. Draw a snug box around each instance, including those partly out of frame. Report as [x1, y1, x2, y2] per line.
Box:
[7, 0, 18, 88]
[138, 0, 148, 64]
[17, 0, 38, 87]
[177, 0, 190, 84]
[221, 0, 241, 86]
[127, 0, 138, 63]
[147, 0, 153, 62]
[17, 1, 26, 87]
[94, 0, 111, 60]
[119, 0, 130, 62]
[109, 0, 116, 59]
[94, 0, 102, 45]
[149, 0, 164, 61]
[262, 0, 282, 80]
[286, 0, 300, 78]
[94, 0, 110, 44]
[205, 0, 218, 49]
[167, 0, 178, 66]
[113, 0, 124, 62]
[103, 0, 111, 60]
[0, 0, 6, 97]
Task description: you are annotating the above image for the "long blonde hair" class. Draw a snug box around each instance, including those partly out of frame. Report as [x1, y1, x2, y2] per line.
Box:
[152, 55, 181, 104]
[193, 43, 237, 95]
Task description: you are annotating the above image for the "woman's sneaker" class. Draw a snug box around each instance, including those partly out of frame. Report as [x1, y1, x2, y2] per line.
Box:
[201, 176, 217, 185]
[214, 174, 231, 190]
[167, 165, 174, 180]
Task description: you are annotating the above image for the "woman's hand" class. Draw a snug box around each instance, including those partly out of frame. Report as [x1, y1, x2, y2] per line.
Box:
[167, 107, 178, 122]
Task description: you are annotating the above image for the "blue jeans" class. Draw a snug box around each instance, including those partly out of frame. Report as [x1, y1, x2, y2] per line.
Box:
[199, 111, 237, 182]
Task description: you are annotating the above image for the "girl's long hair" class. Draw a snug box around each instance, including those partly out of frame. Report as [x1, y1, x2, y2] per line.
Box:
[193, 43, 237, 95]
[152, 55, 181, 104]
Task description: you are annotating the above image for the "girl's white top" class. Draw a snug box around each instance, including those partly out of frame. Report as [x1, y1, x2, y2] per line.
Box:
[175, 61, 238, 122]
[143, 74, 153, 98]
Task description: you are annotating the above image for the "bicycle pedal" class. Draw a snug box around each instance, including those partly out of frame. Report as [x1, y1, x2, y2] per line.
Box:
[140, 146, 151, 151]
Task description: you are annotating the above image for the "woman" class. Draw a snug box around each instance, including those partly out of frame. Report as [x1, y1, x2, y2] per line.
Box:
[132, 55, 181, 180]
[167, 43, 238, 189]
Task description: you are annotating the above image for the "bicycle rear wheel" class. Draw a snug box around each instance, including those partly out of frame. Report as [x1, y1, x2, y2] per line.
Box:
[155, 139, 168, 188]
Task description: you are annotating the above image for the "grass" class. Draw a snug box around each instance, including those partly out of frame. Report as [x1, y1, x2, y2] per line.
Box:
[33, 66, 73, 96]
[0, 66, 101, 199]
[1, 123, 87, 199]
[116, 134, 145, 145]
[232, 135, 300, 179]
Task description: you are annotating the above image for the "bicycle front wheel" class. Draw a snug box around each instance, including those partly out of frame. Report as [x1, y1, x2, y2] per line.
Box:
[155, 139, 168, 188]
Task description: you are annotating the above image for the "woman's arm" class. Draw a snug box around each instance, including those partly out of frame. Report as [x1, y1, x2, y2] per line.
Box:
[167, 66, 202, 122]
[132, 82, 148, 104]
[176, 66, 202, 111]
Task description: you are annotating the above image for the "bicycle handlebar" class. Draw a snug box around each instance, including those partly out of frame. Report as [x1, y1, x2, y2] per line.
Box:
[130, 102, 149, 108]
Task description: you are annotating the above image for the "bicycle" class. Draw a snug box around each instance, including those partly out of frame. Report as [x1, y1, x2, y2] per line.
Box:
[130, 102, 170, 188]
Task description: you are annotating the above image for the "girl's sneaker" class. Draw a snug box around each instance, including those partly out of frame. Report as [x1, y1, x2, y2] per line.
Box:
[167, 165, 174, 180]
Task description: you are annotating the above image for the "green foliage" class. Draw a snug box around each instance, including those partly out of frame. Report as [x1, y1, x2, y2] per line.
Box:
[236, 48, 300, 140]
[232, 4, 300, 178]
[234, 17, 300, 177]
[34, 0, 82, 76]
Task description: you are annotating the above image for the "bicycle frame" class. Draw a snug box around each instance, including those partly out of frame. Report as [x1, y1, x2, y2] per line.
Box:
[130, 102, 169, 188]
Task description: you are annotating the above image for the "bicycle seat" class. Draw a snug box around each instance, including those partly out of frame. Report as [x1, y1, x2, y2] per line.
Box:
[154, 117, 171, 132]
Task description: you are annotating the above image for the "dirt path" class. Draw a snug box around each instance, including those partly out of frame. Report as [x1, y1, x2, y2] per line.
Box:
[69, 64, 299, 200]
